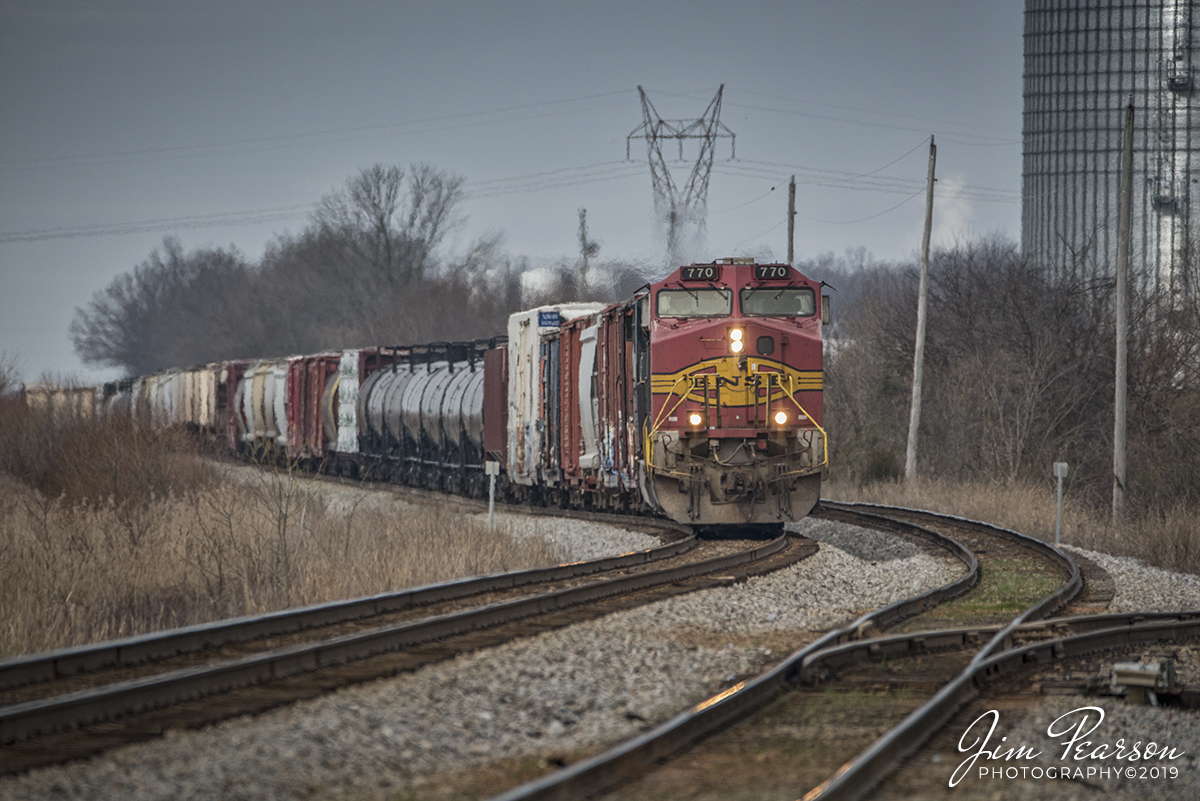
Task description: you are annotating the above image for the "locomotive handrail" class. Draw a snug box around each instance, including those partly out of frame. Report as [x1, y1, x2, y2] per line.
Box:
[647, 373, 691, 438]
[642, 427, 697, 481]
[644, 372, 827, 474]
[643, 374, 700, 478]
[785, 374, 828, 467]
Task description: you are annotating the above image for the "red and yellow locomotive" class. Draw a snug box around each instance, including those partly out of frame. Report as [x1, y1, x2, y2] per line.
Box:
[641, 258, 827, 526]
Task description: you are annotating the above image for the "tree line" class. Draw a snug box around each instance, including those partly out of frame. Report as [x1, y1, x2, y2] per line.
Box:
[70, 163, 648, 376]
[808, 237, 1200, 515]
[68, 166, 1200, 515]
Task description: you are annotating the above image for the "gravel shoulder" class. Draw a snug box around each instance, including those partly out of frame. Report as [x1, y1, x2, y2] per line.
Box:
[0, 517, 960, 801]
[10, 513, 1200, 801]
[1062, 544, 1200, 614]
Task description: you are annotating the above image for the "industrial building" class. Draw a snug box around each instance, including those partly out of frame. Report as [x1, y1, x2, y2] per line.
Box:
[1023, 0, 1198, 294]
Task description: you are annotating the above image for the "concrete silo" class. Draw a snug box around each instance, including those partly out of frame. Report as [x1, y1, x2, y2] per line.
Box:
[1023, 0, 1199, 293]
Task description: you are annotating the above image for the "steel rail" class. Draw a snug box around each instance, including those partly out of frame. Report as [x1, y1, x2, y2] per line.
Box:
[486, 507, 980, 801]
[0, 533, 785, 745]
[825, 501, 1082, 663]
[802, 503, 1083, 801]
[796, 612, 1200, 685]
[0, 522, 693, 692]
[804, 616, 1200, 801]
[975, 617, 1200, 681]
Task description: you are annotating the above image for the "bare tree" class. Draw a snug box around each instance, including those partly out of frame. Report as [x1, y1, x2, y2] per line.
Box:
[311, 162, 464, 289]
[70, 238, 253, 374]
[0, 352, 20, 398]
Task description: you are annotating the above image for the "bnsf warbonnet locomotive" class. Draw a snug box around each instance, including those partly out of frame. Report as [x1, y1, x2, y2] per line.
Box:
[73, 259, 826, 530]
[643, 258, 826, 525]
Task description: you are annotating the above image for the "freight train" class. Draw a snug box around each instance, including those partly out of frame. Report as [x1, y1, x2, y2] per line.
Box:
[32, 259, 828, 530]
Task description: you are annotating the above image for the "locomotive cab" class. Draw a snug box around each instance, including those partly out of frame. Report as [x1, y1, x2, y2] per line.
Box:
[642, 258, 826, 526]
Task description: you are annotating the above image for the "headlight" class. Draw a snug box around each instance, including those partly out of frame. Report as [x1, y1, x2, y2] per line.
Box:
[688, 412, 704, 427]
[774, 411, 788, 425]
[729, 328, 744, 353]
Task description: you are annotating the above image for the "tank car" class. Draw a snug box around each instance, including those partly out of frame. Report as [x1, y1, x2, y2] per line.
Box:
[232, 359, 289, 457]
[356, 340, 500, 493]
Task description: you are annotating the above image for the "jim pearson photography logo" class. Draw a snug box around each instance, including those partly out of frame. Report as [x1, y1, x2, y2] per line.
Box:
[949, 706, 1186, 787]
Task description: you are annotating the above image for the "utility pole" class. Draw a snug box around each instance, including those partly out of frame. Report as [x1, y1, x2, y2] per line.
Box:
[905, 136, 936, 481]
[1113, 103, 1134, 521]
[578, 207, 598, 296]
[787, 175, 796, 265]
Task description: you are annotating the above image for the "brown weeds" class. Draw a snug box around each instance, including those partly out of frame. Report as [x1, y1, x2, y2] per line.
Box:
[0, 410, 561, 659]
[824, 478, 1200, 577]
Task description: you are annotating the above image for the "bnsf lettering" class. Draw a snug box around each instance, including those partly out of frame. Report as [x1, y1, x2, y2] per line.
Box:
[754, 265, 790, 280]
[681, 266, 719, 281]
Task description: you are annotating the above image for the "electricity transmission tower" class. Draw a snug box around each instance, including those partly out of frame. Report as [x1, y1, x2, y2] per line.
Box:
[627, 85, 735, 264]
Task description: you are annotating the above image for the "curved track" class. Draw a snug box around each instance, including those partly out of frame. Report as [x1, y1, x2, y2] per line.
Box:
[512, 503, 1197, 801]
[489, 501, 1081, 801]
[0, 516, 695, 700]
[0, 514, 815, 776]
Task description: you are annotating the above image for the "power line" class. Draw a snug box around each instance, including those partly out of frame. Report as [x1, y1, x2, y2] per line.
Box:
[714, 161, 1018, 203]
[465, 163, 644, 199]
[852, 137, 933, 179]
[0, 162, 650, 242]
[712, 138, 933, 215]
[712, 184, 778, 214]
[739, 89, 1022, 141]
[4, 121, 1018, 244]
[796, 188, 927, 225]
[468, 160, 630, 188]
[1, 90, 635, 171]
[0, 205, 315, 243]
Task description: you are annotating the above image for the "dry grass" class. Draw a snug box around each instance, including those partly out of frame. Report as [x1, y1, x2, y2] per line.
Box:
[0, 409, 562, 660]
[824, 477, 1200, 578]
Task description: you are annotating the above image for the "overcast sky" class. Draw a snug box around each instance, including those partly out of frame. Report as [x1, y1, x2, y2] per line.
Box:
[1, 1, 1024, 384]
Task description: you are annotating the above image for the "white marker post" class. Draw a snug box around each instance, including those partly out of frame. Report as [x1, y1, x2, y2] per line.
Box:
[1053, 462, 1069, 546]
[485, 461, 500, 531]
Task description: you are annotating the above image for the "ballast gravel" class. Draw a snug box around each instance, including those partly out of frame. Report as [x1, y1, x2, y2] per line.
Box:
[479, 512, 661, 563]
[8, 518, 1200, 800]
[1063, 544, 1200, 613]
[0, 517, 960, 801]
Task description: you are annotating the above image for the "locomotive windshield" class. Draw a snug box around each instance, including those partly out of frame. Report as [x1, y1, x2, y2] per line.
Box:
[740, 287, 816, 317]
[657, 288, 732, 318]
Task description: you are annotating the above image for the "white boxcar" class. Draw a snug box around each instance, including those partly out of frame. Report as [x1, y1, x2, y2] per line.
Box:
[506, 302, 604, 486]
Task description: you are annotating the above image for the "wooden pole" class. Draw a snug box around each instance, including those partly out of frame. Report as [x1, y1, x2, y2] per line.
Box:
[787, 175, 796, 265]
[578, 208, 589, 294]
[905, 136, 936, 481]
[1113, 103, 1133, 521]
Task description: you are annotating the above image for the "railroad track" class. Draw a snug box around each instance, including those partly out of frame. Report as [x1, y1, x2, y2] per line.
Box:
[12, 498, 1191, 800]
[863, 611, 1200, 800]
[0, 513, 694, 702]
[0, 512, 815, 776]
[500, 503, 1198, 801]
[489, 501, 1084, 801]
